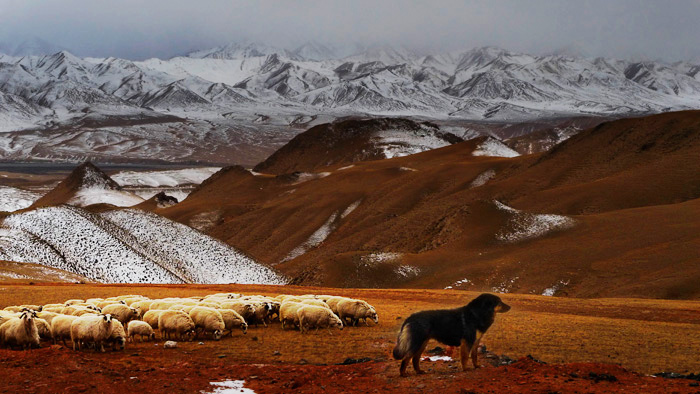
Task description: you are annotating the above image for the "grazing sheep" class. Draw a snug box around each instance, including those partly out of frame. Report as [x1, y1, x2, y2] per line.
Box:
[266, 301, 281, 323]
[36, 311, 59, 324]
[336, 299, 379, 326]
[196, 301, 221, 309]
[42, 303, 64, 310]
[51, 315, 79, 346]
[218, 309, 247, 336]
[34, 318, 53, 341]
[220, 301, 256, 323]
[248, 302, 271, 327]
[85, 298, 104, 305]
[0, 311, 40, 349]
[70, 314, 114, 352]
[130, 300, 154, 315]
[301, 299, 331, 309]
[96, 300, 126, 309]
[107, 320, 126, 351]
[122, 297, 148, 306]
[2, 306, 24, 313]
[325, 296, 352, 315]
[298, 305, 344, 334]
[41, 306, 65, 313]
[158, 310, 196, 341]
[127, 320, 156, 343]
[189, 307, 224, 340]
[63, 299, 84, 306]
[279, 302, 305, 330]
[142, 310, 165, 329]
[101, 304, 140, 325]
[71, 307, 101, 317]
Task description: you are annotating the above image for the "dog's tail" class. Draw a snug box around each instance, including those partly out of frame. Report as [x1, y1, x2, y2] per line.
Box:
[392, 323, 412, 360]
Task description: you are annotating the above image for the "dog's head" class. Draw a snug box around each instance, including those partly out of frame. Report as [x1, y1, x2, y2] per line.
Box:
[469, 293, 511, 314]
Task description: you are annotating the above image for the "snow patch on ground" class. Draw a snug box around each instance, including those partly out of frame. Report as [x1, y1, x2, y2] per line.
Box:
[202, 380, 256, 394]
[494, 200, 575, 242]
[341, 200, 362, 219]
[395, 265, 420, 278]
[359, 252, 403, 266]
[337, 165, 355, 171]
[293, 172, 331, 185]
[0, 186, 40, 212]
[444, 278, 472, 289]
[282, 212, 338, 262]
[399, 167, 417, 172]
[112, 167, 220, 187]
[473, 138, 520, 158]
[373, 128, 452, 159]
[469, 169, 496, 188]
[424, 356, 453, 362]
[69, 188, 144, 207]
[542, 280, 570, 296]
[492, 276, 519, 294]
[189, 211, 222, 232]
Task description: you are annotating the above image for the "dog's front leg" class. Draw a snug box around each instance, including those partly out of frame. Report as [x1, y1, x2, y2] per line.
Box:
[460, 339, 472, 372]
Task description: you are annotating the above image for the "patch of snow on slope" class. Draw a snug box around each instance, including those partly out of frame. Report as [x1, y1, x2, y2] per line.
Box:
[445, 278, 472, 289]
[0, 186, 40, 212]
[293, 172, 331, 185]
[469, 169, 496, 188]
[395, 265, 420, 278]
[542, 280, 570, 296]
[112, 167, 220, 187]
[494, 200, 575, 242]
[2, 206, 181, 283]
[492, 276, 519, 293]
[360, 252, 403, 266]
[373, 129, 452, 159]
[102, 209, 286, 284]
[282, 212, 338, 262]
[341, 200, 362, 219]
[0, 228, 65, 267]
[202, 380, 256, 394]
[70, 189, 144, 207]
[473, 138, 520, 158]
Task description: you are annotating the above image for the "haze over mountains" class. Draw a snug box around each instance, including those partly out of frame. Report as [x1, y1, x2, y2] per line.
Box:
[1, 41, 700, 163]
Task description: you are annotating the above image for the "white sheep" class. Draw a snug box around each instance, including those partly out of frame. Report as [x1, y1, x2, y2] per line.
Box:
[127, 320, 156, 343]
[189, 307, 224, 340]
[220, 301, 256, 323]
[70, 314, 115, 352]
[101, 304, 140, 325]
[0, 311, 40, 349]
[279, 302, 305, 330]
[63, 299, 85, 306]
[336, 299, 379, 326]
[107, 320, 126, 351]
[298, 305, 344, 334]
[36, 311, 60, 324]
[142, 310, 165, 329]
[218, 309, 247, 336]
[158, 310, 196, 341]
[35, 318, 53, 342]
[301, 299, 331, 309]
[51, 314, 78, 346]
[130, 300, 154, 315]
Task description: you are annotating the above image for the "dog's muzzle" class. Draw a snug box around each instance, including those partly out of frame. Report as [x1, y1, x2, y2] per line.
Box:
[496, 302, 511, 313]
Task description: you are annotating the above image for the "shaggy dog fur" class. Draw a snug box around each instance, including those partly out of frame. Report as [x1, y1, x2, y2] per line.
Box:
[393, 293, 510, 376]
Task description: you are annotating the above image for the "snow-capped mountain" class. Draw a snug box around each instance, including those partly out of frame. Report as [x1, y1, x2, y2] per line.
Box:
[1, 42, 700, 162]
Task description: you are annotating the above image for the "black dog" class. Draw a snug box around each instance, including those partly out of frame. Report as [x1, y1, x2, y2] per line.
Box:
[392, 293, 510, 376]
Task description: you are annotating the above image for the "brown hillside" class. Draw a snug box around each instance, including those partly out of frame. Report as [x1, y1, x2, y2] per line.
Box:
[160, 111, 700, 298]
[252, 117, 461, 174]
[31, 161, 121, 208]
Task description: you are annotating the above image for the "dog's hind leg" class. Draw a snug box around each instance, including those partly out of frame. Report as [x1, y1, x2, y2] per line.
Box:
[400, 357, 411, 377]
[412, 339, 429, 375]
[470, 330, 485, 369]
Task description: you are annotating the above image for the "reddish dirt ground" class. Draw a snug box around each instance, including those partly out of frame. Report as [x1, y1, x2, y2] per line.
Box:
[2, 283, 700, 393]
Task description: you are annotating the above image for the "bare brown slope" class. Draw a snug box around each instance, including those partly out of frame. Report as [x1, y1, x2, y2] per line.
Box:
[161, 111, 700, 298]
[252, 117, 461, 174]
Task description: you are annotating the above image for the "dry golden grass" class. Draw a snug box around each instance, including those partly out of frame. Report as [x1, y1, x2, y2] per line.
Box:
[1, 283, 699, 375]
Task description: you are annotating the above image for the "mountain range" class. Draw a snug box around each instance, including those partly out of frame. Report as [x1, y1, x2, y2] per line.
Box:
[0, 41, 699, 163]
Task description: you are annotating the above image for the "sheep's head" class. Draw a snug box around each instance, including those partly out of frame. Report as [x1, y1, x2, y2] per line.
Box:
[241, 322, 248, 334]
[212, 330, 223, 341]
[102, 314, 113, 323]
[366, 308, 378, 324]
[184, 329, 196, 341]
[333, 316, 344, 330]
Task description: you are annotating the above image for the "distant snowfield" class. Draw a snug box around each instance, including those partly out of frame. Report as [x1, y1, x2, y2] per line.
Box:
[373, 128, 452, 159]
[0, 205, 286, 284]
[0, 186, 39, 212]
[69, 188, 144, 207]
[112, 167, 221, 187]
[202, 380, 256, 394]
[494, 200, 575, 242]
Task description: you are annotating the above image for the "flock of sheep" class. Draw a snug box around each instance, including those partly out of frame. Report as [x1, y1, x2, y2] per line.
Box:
[0, 292, 379, 351]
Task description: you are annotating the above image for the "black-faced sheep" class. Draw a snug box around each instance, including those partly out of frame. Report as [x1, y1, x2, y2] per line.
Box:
[70, 314, 115, 352]
[298, 305, 344, 334]
[0, 311, 40, 349]
[189, 307, 224, 340]
[158, 310, 195, 341]
[127, 320, 156, 343]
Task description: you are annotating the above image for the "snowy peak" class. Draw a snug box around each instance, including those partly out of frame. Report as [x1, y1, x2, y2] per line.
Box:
[292, 41, 337, 61]
[187, 41, 294, 60]
[0, 36, 67, 57]
[32, 162, 144, 208]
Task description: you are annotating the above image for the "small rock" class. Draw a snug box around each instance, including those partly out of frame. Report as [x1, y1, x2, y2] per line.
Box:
[273, 350, 281, 356]
[130, 353, 140, 357]
[217, 354, 227, 358]
[198, 342, 204, 345]
[299, 358, 309, 365]
[252, 336, 258, 341]
[164, 341, 177, 349]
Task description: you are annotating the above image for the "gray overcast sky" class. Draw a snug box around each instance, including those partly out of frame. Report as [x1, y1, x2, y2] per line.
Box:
[0, 0, 699, 61]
